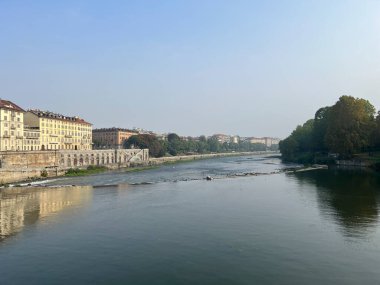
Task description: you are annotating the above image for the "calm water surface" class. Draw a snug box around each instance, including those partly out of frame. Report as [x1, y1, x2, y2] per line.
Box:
[1, 155, 380, 284]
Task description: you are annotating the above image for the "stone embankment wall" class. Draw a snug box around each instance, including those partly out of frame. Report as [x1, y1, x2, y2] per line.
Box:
[149, 151, 276, 165]
[0, 149, 149, 184]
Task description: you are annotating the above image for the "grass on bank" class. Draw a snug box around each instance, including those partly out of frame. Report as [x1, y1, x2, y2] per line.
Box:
[65, 166, 108, 177]
[65, 165, 159, 177]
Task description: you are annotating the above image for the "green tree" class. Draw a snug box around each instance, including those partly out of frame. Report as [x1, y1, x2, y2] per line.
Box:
[124, 134, 166, 158]
[167, 133, 182, 156]
[373, 112, 380, 150]
[312, 106, 331, 152]
[207, 137, 220, 152]
[279, 119, 314, 161]
[325, 96, 376, 157]
[279, 136, 299, 161]
[167, 133, 180, 142]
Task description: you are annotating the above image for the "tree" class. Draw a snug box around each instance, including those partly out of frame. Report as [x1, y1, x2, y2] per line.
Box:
[325, 96, 376, 157]
[373, 112, 380, 150]
[279, 119, 314, 161]
[167, 133, 182, 156]
[124, 135, 166, 158]
[167, 133, 180, 142]
[207, 137, 220, 152]
[279, 136, 299, 161]
[199, 135, 207, 142]
[313, 106, 331, 152]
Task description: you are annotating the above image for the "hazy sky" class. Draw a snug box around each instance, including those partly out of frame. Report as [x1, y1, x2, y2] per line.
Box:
[1, 1, 379, 138]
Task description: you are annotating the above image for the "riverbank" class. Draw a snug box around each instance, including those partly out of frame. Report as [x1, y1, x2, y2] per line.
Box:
[279, 151, 380, 172]
[149, 151, 276, 165]
[0, 151, 277, 185]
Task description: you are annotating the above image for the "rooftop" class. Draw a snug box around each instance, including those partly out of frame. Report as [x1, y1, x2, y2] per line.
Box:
[93, 127, 137, 133]
[28, 109, 92, 125]
[0, 99, 25, 112]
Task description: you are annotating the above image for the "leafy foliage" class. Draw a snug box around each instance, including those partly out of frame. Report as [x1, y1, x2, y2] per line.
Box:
[325, 96, 375, 157]
[279, 119, 314, 162]
[65, 166, 107, 177]
[280, 96, 378, 162]
[125, 133, 275, 158]
[124, 134, 166, 158]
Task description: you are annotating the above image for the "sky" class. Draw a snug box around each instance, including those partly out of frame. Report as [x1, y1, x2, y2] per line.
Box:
[0, 0, 379, 138]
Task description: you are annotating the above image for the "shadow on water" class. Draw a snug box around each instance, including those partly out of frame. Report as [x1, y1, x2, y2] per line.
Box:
[291, 168, 380, 238]
[0, 186, 92, 243]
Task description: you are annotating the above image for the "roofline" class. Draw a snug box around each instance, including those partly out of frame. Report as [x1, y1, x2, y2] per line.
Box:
[0, 100, 25, 112]
[26, 110, 92, 125]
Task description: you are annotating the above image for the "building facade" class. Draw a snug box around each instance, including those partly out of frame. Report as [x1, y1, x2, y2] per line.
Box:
[93, 128, 137, 149]
[23, 127, 41, 151]
[249, 137, 280, 147]
[24, 110, 92, 151]
[0, 100, 25, 151]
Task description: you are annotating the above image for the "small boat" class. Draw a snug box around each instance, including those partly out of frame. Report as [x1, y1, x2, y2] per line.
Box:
[206, 176, 213, 181]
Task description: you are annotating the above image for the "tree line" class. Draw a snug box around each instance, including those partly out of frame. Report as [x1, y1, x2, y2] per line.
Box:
[279, 96, 380, 163]
[124, 133, 277, 158]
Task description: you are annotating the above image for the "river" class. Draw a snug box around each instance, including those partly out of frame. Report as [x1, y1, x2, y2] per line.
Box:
[1, 154, 380, 284]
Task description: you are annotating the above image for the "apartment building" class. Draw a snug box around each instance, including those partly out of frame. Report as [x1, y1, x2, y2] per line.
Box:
[0, 100, 25, 151]
[24, 110, 92, 151]
[93, 128, 137, 149]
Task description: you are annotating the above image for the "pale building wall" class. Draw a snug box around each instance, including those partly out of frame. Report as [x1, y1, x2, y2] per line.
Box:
[23, 128, 41, 151]
[0, 108, 24, 151]
[249, 138, 266, 145]
[24, 112, 92, 151]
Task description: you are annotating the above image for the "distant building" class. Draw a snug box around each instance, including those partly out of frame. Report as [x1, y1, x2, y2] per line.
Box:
[249, 137, 266, 145]
[0, 99, 25, 151]
[269, 138, 281, 146]
[230, 136, 240, 144]
[24, 110, 92, 151]
[249, 137, 280, 147]
[211, 134, 231, 144]
[92, 128, 138, 149]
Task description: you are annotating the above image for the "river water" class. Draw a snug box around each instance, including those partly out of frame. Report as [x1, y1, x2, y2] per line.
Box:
[1, 155, 380, 284]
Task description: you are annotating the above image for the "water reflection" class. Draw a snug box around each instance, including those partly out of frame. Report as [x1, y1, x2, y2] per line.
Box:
[292, 169, 380, 238]
[0, 186, 92, 241]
